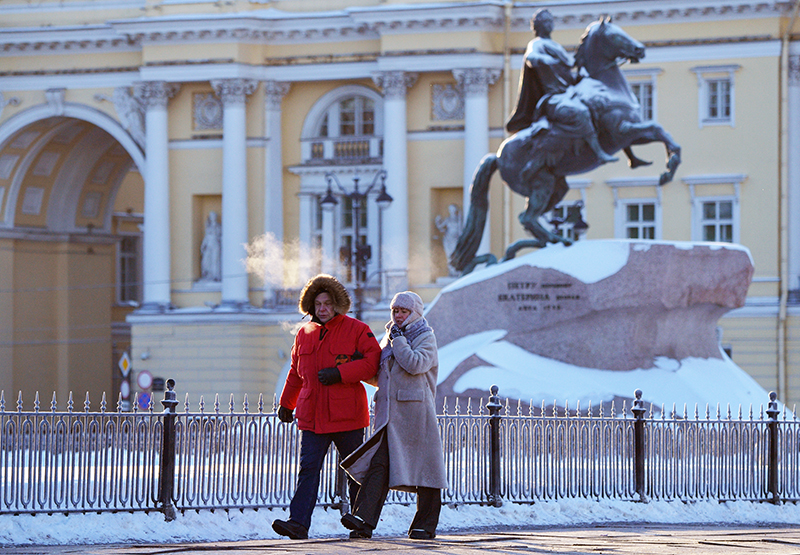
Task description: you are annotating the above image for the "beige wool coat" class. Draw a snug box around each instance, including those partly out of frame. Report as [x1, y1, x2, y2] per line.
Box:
[342, 316, 448, 493]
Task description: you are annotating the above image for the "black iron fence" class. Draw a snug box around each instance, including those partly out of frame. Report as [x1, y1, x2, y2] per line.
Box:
[1, 381, 798, 519]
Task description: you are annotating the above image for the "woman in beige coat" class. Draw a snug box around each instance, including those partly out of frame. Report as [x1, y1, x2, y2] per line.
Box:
[340, 291, 448, 540]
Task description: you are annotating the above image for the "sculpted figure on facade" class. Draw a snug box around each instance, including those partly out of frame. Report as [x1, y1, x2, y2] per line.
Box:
[200, 211, 222, 282]
[94, 87, 146, 149]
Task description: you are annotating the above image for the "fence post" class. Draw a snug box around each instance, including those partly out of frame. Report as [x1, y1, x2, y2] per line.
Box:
[631, 388, 647, 503]
[766, 390, 781, 505]
[158, 378, 179, 521]
[486, 384, 503, 507]
[333, 456, 349, 514]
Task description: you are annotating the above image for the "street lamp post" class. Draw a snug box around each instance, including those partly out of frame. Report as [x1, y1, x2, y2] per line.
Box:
[322, 170, 391, 320]
[549, 200, 589, 241]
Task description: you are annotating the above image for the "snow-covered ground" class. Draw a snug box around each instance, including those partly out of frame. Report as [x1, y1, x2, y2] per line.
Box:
[5, 499, 800, 546]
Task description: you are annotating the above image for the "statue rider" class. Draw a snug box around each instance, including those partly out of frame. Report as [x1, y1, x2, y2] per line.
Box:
[506, 9, 618, 164]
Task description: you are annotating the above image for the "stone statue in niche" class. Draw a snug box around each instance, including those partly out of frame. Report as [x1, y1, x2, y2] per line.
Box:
[200, 211, 221, 282]
[435, 203, 463, 277]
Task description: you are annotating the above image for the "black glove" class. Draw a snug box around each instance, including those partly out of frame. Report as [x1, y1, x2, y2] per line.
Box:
[318, 367, 342, 386]
[277, 406, 293, 423]
[389, 324, 404, 340]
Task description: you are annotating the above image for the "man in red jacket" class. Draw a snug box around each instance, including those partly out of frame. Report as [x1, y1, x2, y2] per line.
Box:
[272, 274, 380, 540]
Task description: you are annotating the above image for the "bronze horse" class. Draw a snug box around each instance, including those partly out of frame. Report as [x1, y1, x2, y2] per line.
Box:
[451, 17, 681, 272]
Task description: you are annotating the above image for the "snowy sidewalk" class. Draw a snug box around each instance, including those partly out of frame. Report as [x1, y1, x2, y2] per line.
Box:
[5, 501, 800, 552]
[3, 525, 800, 555]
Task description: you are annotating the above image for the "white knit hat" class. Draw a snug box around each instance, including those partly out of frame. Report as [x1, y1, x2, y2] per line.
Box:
[390, 291, 424, 318]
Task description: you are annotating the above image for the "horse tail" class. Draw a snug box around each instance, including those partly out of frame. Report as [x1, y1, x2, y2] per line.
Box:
[451, 153, 498, 272]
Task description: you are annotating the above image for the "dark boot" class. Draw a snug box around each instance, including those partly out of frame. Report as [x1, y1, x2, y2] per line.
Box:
[341, 513, 373, 539]
[272, 519, 308, 540]
[409, 529, 436, 539]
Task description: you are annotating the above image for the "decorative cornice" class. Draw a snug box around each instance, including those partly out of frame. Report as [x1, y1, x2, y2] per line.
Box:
[510, 0, 796, 31]
[0, 25, 135, 54]
[0, 1, 795, 52]
[109, 12, 376, 47]
[348, 2, 505, 35]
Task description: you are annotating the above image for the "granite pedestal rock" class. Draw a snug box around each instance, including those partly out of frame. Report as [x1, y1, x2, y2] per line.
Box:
[426, 240, 755, 407]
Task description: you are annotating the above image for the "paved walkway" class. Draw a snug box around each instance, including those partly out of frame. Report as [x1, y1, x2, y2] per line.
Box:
[5, 525, 800, 555]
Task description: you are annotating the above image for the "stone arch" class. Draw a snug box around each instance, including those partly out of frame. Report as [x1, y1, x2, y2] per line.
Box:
[0, 101, 145, 231]
[0, 100, 146, 405]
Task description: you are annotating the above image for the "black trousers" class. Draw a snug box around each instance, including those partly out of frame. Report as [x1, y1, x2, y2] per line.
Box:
[290, 428, 364, 530]
[351, 435, 441, 534]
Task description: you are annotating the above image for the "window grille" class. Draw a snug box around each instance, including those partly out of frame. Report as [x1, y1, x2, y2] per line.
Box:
[701, 199, 734, 242]
[707, 79, 731, 121]
[625, 202, 656, 239]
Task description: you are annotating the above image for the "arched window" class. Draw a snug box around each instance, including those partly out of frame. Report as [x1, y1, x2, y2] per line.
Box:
[319, 96, 375, 138]
[300, 86, 383, 164]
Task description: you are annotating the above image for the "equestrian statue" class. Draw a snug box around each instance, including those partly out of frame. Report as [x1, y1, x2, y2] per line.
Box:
[450, 10, 681, 273]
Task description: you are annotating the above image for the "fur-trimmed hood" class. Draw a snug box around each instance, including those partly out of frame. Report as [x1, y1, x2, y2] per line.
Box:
[298, 274, 351, 319]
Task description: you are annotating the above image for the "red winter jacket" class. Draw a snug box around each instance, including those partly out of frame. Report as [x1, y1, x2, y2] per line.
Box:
[279, 313, 380, 434]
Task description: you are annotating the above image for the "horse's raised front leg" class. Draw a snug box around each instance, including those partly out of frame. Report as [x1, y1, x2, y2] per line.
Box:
[618, 120, 682, 185]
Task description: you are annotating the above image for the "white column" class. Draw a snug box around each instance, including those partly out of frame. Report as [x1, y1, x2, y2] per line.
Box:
[788, 54, 800, 291]
[321, 200, 336, 276]
[297, 192, 315, 284]
[263, 81, 291, 302]
[454, 68, 500, 256]
[366, 190, 380, 281]
[212, 78, 257, 309]
[372, 71, 417, 295]
[134, 81, 179, 312]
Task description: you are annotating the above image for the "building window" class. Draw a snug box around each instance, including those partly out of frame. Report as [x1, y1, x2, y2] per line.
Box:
[624, 68, 660, 122]
[624, 202, 656, 239]
[630, 82, 654, 121]
[706, 79, 731, 121]
[684, 174, 744, 244]
[300, 86, 383, 165]
[607, 177, 662, 240]
[692, 65, 739, 127]
[118, 235, 141, 304]
[700, 199, 734, 243]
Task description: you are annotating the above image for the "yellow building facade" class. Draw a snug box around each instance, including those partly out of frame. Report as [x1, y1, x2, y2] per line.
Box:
[1, 0, 799, 409]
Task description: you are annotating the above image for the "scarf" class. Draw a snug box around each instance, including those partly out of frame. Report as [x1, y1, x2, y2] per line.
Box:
[380, 316, 432, 364]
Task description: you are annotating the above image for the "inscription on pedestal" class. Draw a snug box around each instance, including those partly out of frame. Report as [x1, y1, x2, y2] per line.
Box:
[498, 281, 583, 312]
